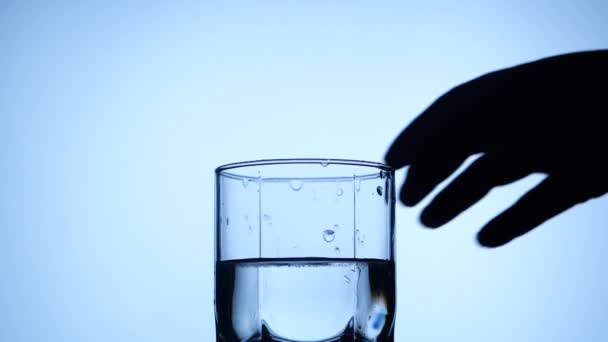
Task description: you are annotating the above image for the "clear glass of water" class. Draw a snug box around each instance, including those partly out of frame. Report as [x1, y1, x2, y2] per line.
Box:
[215, 159, 396, 342]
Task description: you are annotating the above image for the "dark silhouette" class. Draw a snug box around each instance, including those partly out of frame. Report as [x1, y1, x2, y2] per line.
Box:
[385, 50, 608, 247]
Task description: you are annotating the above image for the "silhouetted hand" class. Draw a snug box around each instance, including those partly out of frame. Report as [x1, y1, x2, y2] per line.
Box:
[385, 50, 608, 247]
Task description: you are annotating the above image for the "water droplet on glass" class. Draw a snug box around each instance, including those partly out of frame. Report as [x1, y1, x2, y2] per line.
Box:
[242, 177, 250, 188]
[256, 172, 261, 192]
[380, 171, 386, 179]
[263, 214, 272, 221]
[226, 217, 230, 226]
[336, 187, 344, 196]
[344, 275, 351, 283]
[322, 229, 336, 242]
[333, 224, 340, 229]
[334, 246, 340, 254]
[248, 225, 253, 232]
[355, 177, 361, 192]
[289, 180, 303, 191]
[320, 160, 330, 167]
[356, 229, 365, 244]
[376, 186, 383, 196]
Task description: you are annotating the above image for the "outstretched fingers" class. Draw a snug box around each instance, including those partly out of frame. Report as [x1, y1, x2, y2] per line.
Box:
[420, 153, 531, 228]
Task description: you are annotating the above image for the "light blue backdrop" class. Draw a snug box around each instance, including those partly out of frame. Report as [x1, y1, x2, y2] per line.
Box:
[1, 1, 607, 341]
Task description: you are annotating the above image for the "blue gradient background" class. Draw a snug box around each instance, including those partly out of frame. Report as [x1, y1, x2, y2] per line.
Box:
[2, 1, 608, 341]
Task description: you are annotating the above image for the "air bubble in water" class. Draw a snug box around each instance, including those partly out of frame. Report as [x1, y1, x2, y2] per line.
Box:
[336, 187, 344, 196]
[320, 160, 329, 167]
[226, 217, 230, 226]
[289, 180, 303, 191]
[334, 246, 340, 254]
[376, 186, 383, 196]
[322, 229, 336, 242]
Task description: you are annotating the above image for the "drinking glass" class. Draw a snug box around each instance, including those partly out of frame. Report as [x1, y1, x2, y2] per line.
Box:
[215, 159, 395, 341]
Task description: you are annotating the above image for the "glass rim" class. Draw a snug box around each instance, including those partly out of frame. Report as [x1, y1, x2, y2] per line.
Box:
[215, 158, 394, 174]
